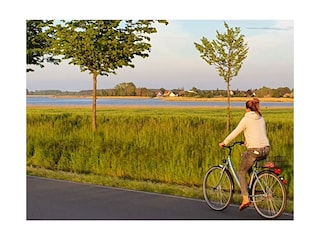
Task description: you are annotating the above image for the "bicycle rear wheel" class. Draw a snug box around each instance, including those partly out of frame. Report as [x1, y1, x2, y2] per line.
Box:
[252, 171, 287, 219]
[203, 166, 233, 211]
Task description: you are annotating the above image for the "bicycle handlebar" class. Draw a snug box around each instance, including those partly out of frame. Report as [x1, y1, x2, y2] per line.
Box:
[222, 141, 244, 156]
[224, 141, 245, 148]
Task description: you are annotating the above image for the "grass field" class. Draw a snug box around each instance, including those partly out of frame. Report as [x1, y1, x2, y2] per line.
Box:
[26, 106, 294, 212]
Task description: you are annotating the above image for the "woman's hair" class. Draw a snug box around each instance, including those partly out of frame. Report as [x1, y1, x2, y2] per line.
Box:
[246, 97, 262, 116]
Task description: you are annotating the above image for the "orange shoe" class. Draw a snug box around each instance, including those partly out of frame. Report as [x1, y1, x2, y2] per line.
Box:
[239, 201, 250, 211]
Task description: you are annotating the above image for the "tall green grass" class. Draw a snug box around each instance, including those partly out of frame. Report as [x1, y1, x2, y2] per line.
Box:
[26, 107, 293, 199]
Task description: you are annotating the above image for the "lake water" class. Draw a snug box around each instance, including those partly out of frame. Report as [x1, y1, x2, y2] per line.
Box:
[26, 96, 293, 108]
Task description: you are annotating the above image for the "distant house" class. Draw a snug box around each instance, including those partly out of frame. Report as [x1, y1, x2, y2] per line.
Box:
[188, 90, 197, 94]
[163, 90, 171, 97]
[155, 91, 163, 97]
[159, 90, 178, 97]
[169, 91, 177, 97]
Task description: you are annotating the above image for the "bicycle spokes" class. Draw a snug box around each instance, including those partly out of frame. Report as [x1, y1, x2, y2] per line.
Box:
[203, 166, 233, 211]
[252, 172, 287, 219]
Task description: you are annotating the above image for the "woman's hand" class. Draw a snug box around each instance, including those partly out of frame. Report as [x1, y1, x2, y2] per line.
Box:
[219, 142, 225, 148]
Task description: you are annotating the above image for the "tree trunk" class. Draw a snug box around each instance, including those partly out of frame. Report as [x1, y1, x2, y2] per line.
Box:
[92, 73, 97, 131]
[226, 80, 231, 132]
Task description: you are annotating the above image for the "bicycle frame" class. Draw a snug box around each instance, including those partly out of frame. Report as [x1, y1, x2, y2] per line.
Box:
[222, 142, 278, 201]
[220, 142, 243, 189]
[221, 155, 240, 188]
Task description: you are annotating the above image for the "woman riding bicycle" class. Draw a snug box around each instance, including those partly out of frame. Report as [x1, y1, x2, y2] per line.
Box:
[219, 98, 270, 211]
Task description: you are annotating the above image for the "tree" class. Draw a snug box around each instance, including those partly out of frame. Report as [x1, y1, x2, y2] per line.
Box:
[51, 20, 168, 130]
[26, 20, 60, 72]
[159, 88, 165, 95]
[136, 87, 152, 97]
[194, 22, 248, 131]
[114, 82, 136, 96]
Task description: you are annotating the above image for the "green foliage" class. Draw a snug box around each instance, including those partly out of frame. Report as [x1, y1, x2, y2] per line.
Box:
[48, 20, 168, 130]
[26, 107, 293, 199]
[255, 86, 293, 98]
[51, 20, 168, 76]
[194, 22, 249, 82]
[26, 20, 61, 72]
[194, 21, 249, 131]
[114, 82, 136, 96]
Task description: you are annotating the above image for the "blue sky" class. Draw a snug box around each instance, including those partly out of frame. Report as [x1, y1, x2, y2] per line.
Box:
[26, 19, 293, 91]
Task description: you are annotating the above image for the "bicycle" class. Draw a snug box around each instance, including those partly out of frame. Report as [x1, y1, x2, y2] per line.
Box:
[203, 141, 287, 219]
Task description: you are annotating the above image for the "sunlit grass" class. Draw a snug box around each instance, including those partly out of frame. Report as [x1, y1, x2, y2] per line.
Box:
[27, 106, 293, 201]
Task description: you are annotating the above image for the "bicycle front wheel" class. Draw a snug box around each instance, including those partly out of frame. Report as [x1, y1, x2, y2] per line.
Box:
[203, 166, 233, 211]
[252, 171, 287, 219]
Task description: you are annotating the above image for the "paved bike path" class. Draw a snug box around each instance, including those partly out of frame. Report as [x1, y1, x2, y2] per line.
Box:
[27, 175, 293, 220]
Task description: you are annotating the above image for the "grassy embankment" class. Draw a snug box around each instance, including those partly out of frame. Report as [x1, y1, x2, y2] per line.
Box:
[27, 105, 293, 213]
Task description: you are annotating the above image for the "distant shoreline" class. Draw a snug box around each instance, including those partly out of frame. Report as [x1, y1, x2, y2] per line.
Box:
[27, 95, 294, 103]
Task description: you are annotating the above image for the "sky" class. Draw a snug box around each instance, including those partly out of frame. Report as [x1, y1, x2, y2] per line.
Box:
[26, 19, 294, 92]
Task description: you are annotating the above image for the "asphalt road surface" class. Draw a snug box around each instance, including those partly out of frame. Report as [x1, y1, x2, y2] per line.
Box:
[27, 175, 293, 220]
